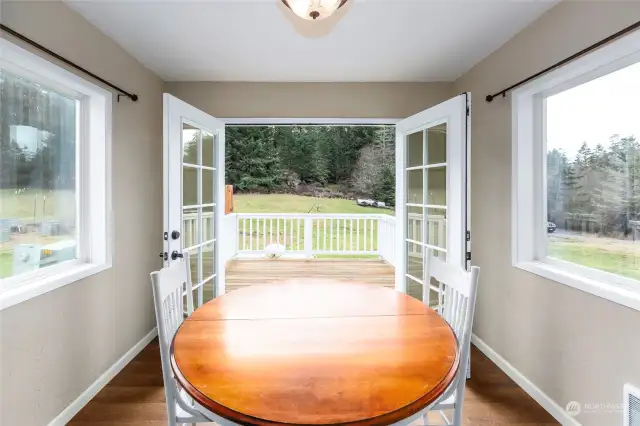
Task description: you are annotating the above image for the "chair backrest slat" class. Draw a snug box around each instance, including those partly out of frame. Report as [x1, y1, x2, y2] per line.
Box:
[423, 250, 480, 378]
[150, 255, 196, 424]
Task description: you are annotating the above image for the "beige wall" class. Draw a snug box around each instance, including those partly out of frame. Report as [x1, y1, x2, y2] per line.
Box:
[454, 2, 640, 425]
[165, 82, 453, 118]
[0, 2, 164, 425]
[3, 1, 640, 426]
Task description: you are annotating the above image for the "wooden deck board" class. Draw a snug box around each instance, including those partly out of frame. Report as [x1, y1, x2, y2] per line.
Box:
[225, 258, 396, 292]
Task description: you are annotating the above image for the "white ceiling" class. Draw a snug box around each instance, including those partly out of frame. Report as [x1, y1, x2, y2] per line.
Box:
[65, 0, 557, 82]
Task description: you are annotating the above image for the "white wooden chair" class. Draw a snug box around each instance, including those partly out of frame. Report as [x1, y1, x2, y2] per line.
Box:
[150, 253, 212, 426]
[421, 251, 480, 426]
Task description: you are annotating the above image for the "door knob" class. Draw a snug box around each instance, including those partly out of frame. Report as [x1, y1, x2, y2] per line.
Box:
[171, 230, 180, 240]
[171, 251, 184, 260]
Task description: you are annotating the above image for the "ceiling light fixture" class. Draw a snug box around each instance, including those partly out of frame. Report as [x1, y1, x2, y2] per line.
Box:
[281, 0, 348, 21]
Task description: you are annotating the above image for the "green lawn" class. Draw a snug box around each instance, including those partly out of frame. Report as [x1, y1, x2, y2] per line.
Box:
[234, 193, 394, 215]
[548, 236, 640, 281]
[0, 252, 12, 279]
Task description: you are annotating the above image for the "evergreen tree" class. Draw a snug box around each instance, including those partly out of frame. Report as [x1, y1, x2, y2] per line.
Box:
[225, 126, 284, 191]
[277, 126, 328, 184]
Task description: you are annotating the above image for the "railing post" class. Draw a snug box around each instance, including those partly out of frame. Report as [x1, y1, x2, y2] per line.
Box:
[234, 214, 240, 255]
[377, 217, 384, 260]
[304, 217, 313, 258]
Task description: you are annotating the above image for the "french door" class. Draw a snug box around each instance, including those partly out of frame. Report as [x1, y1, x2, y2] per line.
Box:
[163, 94, 226, 307]
[395, 93, 470, 304]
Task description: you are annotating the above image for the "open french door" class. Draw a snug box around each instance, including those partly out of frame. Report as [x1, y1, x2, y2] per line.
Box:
[395, 93, 471, 302]
[163, 94, 226, 308]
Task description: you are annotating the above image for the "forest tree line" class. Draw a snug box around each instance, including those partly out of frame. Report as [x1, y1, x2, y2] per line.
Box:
[225, 125, 396, 205]
[547, 135, 640, 237]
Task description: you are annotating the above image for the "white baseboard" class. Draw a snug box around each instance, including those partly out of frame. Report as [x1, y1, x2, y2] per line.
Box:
[471, 334, 581, 426]
[47, 327, 158, 426]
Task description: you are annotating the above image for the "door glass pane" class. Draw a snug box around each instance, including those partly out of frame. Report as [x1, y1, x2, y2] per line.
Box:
[202, 242, 215, 280]
[183, 167, 198, 206]
[406, 131, 424, 168]
[406, 206, 423, 242]
[406, 241, 423, 281]
[182, 207, 198, 249]
[202, 131, 215, 168]
[427, 279, 442, 311]
[427, 168, 446, 206]
[427, 208, 447, 250]
[202, 169, 215, 205]
[202, 279, 215, 305]
[201, 206, 215, 243]
[427, 124, 447, 165]
[192, 280, 202, 308]
[406, 276, 423, 302]
[183, 123, 200, 165]
[406, 170, 423, 204]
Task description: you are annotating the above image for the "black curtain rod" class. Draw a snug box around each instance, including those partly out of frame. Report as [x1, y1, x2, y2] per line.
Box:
[486, 20, 640, 103]
[1, 24, 139, 102]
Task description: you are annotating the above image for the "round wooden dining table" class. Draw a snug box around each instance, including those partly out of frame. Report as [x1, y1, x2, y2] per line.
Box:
[171, 282, 459, 426]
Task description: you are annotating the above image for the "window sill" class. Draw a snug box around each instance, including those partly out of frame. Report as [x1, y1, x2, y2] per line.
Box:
[0, 263, 111, 311]
[515, 261, 640, 312]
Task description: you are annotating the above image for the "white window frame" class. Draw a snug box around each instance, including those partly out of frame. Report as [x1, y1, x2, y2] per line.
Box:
[512, 29, 640, 312]
[0, 39, 112, 310]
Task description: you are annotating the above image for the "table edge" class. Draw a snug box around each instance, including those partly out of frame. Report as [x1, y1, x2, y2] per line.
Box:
[169, 320, 460, 426]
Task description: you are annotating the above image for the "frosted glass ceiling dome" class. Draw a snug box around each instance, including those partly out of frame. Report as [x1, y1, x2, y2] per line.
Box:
[281, 0, 348, 21]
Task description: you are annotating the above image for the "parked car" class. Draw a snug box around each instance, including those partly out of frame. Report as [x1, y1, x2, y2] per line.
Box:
[547, 222, 557, 233]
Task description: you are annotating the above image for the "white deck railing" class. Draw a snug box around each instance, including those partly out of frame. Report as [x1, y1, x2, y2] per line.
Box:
[182, 212, 447, 268]
[235, 213, 393, 260]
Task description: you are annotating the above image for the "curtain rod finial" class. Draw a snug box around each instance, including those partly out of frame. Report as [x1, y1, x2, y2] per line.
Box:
[117, 93, 139, 102]
[485, 94, 494, 103]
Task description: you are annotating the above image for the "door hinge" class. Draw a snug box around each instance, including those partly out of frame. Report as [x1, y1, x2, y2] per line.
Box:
[466, 105, 470, 116]
[466, 231, 471, 241]
[466, 252, 471, 261]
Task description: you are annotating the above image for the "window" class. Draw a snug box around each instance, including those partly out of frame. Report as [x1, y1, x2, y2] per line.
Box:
[513, 30, 640, 311]
[0, 39, 111, 310]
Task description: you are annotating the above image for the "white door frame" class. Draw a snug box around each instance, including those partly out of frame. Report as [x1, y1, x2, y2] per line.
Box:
[163, 93, 226, 299]
[395, 94, 470, 292]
